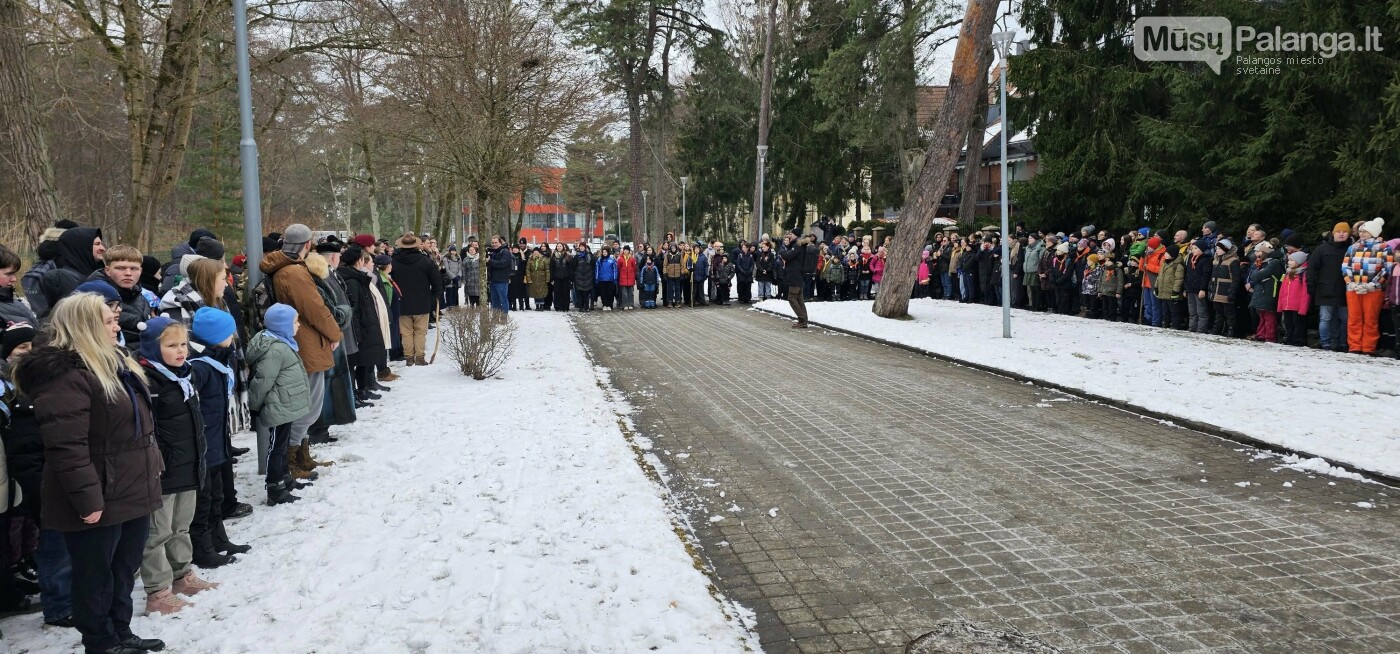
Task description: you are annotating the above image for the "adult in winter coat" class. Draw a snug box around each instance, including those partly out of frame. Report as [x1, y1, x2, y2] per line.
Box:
[570, 244, 596, 311]
[689, 245, 710, 306]
[593, 249, 618, 310]
[38, 227, 106, 322]
[159, 229, 217, 294]
[1209, 239, 1243, 336]
[549, 245, 572, 311]
[1184, 240, 1215, 333]
[442, 248, 462, 308]
[780, 233, 818, 327]
[1342, 217, 1392, 354]
[485, 237, 514, 313]
[526, 250, 551, 309]
[461, 243, 482, 307]
[0, 245, 36, 327]
[1022, 236, 1045, 310]
[338, 247, 389, 402]
[509, 246, 529, 311]
[389, 233, 443, 366]
[12, 293, 166, 654]
[21, 226, 68, 320]
[1307, 222, 1352, 351]
[754, 245, 776, 300]
[663, 245, 686, 307]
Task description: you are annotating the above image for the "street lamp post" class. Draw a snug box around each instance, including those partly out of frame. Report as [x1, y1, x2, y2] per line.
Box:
[680, 176, 689, 242]
[615, 199, 621, 242]
[233, 0, 268, 473]
[641, 190, 649, 245]
[755, 146, 768, 243]
[992, 30, 1016, 339]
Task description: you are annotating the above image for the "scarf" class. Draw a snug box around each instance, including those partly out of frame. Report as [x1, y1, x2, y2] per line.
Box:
[192, 355, 235, 398]
[146, 359, 195, 401]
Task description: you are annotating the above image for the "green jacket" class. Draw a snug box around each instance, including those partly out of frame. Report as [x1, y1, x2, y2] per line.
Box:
[245, 331, 312, 427]
[1155, 256, 1187, 300]
[1096, 262, 1124, 296]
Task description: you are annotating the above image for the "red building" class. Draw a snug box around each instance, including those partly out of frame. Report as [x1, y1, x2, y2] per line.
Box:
[462, 167, 605, 245]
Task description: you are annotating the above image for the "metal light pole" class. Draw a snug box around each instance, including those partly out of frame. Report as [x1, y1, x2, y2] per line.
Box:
[233, 0, 268, 474]
[641, 190, 649, 245]
[755, 146, 768, 243]
[615, 199, 621, 242]
[680, 176, 689, 242]
[992, 30, 1016, 339]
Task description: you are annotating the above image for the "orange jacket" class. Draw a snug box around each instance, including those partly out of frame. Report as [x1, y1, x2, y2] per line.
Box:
[1141, 247, 1166, 289]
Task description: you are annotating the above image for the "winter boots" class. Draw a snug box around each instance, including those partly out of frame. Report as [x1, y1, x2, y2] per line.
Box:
[378, 369, 401, 382]
[300, 440, 333, 468]
[145, 588, 189, 615]
[191, 531, 239, 569]
[172, 571, 219, 596]
[266, 480, 300, 506]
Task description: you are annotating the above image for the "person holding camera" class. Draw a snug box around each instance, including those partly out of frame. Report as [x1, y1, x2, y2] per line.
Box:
[780, 231, 818, 328]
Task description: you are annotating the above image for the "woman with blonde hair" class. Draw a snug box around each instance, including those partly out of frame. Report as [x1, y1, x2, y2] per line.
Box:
[13, 292, 165, 654]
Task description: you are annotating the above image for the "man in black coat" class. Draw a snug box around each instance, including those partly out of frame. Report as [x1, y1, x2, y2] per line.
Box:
[570, 242, 596, 311]
[485, 236, 514, 313]
[780, 232, 817, 328]
[1306, 223, 1353, 351]
[389, 233, 442, 366]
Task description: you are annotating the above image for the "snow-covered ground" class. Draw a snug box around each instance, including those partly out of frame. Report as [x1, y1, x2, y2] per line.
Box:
[755, 298, 1400, 481]
[4, 311, 753, 654]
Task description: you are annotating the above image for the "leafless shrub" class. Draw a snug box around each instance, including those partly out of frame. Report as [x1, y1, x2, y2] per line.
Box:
[441, 306, 517, 380]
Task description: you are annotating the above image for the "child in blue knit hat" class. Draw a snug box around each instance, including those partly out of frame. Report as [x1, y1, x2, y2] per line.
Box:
[245, 304, 311, 505]
[186, 307, 250, 568]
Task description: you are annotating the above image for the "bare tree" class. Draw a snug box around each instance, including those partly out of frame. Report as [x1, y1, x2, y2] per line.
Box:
[0, 0, 63, 245]
[872, 0, 999, 319]
[750, 0, 777, 242]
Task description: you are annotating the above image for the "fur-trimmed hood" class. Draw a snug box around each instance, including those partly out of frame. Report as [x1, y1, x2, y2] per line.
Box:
[11, 345, 83, 395]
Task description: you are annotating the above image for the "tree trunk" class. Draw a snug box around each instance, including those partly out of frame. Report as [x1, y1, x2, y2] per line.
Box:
[959, 52, 993, 227]
[751, 0, 779, 242]
[0, 0, 63, 245]
[625, 78, 646, 245]
[873, 0, 999, 319]
[360, 141, 381, 238]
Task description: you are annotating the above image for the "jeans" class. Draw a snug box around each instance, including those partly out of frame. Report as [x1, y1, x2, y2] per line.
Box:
[959, 274, 974, 302]
[1317, 304, 1347, 350]
[1142, 288, 1160, 326]
[940, 273, 952, 299]
[803, 275, 816, 300]
[289, 370, 325, 447]
[757, 280, 773, 300]
[488, 282, 510, 313]
[35, 528, 73, 622]
[618, 284, 634, 308]
[66, 517, 149, 653]
[859, 279, 872, 299]
[665, 279, 682, 305]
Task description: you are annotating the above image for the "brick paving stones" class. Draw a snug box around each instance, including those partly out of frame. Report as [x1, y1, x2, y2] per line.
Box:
[573, 307, 1399, 654]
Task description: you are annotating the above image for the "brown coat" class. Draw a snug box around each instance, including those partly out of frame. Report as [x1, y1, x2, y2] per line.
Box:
[14, 346, 163, 532]
[260, 251, 343, 373]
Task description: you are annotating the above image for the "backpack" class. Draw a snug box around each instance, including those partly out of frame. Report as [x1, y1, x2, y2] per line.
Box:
[247, 273, 278, 332]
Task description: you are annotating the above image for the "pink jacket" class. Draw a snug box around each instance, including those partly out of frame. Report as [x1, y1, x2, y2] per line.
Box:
[1276, 264, 1310, 314]
[870, 255, 886, 283]
[917, 259, 930, 283]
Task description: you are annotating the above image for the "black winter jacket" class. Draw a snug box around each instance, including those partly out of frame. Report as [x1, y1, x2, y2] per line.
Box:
[39, 227, 105, 321]
[189, 342, 234, 469]
[1306, 238, 1349, 307]
[780, 242, 817, 287]
[486, 246, 514, 284]
[338, 265, 385, 352]
[142, 361, 206, 494]
[390, 248, 443, 316]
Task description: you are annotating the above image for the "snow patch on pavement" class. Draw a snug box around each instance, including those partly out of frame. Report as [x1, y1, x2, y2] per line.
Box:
[755, 299, 1400, 480]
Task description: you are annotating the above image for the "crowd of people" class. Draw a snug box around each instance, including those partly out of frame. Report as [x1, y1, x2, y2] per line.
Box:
[0, 222, 485, 653]
[0, 213, 1395, 652]
[885, 217, 1394, 355]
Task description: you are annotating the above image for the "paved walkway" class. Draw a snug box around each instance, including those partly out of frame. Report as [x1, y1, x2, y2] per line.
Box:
[573, 306, 1400, 654]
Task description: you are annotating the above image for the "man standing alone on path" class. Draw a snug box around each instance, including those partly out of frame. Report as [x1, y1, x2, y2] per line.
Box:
[258, 224, 343, 474]
[486, 236, 514, 313]
[780, 231, 817, 328]
[390, 233, 442, 366]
